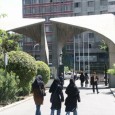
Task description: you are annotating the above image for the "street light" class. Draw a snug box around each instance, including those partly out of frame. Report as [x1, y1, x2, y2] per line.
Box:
[33, 43, 39, 58]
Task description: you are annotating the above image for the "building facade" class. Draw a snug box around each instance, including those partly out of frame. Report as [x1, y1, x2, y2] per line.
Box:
[22, 0, 115, 73]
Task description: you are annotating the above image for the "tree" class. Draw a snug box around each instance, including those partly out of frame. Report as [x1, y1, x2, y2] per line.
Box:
[36, 61, 50, 84]
[99, 39, 108, 51]
[0, 14, 7, 18]
[62, 46, 72, 70]
[107, 64, 115, 75]
[0, 30, 22, 53]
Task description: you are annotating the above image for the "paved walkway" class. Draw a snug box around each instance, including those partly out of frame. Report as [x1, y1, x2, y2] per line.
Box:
[0, 80, 115, 115]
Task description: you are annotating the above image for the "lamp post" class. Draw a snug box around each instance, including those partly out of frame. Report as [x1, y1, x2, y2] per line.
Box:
[73, 36, 75, 74]
[33, 43, 39, 59]
[58, 53, 64, 76]
[4, 52, 8, 76]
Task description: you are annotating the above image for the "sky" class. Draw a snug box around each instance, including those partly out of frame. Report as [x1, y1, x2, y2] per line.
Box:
[0, 0, 22, 19]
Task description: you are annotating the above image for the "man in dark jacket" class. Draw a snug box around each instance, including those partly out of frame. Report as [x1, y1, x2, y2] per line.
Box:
[80, 71, 85, 87]
[65, 79, 81, 115]
[90, 72, 99, 94]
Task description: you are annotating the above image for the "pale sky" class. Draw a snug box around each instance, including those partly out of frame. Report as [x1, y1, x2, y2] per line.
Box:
[0, 0, 22, 19]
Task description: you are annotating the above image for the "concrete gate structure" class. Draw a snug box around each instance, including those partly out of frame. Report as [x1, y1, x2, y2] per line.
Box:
[50, 14, 115, 87]
[1, 14, 115, 87]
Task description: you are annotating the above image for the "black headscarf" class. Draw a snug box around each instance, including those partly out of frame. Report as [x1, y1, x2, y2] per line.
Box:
[32, 75, 43, 89]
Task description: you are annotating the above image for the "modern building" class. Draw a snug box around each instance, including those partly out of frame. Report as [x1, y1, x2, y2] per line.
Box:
[22, 0, 115, 74]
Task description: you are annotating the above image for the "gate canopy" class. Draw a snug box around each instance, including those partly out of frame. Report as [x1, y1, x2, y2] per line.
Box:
[0, 18, 45, 42]
[50, 14, 115, 44]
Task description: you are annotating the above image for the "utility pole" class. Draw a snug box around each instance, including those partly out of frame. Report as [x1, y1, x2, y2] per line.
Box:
[73, 36, 76, 74]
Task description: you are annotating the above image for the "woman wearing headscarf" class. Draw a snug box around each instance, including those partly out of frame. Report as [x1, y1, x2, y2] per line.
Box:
[65, 79, 81, 115]
[49, 79, 64, 115]
[32, 75, 46, 115]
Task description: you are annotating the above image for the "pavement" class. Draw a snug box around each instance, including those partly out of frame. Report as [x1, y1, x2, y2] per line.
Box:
[0, 79, 115, 115]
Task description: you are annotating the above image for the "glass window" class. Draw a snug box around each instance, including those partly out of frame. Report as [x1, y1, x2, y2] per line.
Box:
[24, 0, 31, 5]
[89, 33, 94, 38]
[100, 10, 107, 14]
[74, 2, 81, 8]
[45, 25, 53, 32]
[87, 1, 94, 7]
[88, 12, 94, 15]
[100, 0, 107, 6]
[74, 13, 81, 16]
[109, 1, 115, 5]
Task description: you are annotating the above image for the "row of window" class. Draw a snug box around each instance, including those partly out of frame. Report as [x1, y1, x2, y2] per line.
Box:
[74, 0, 113, 8]
[74, 10, 108, 16]
[23, 0, 72, 5]
[23, 3, 73, 14]
[23, 0, 115, 6]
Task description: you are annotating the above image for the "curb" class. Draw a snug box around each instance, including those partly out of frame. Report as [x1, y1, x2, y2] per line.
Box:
[110, 88, 115, 97]
[0, 90, 50, 112]
[0, 96, 33, 112]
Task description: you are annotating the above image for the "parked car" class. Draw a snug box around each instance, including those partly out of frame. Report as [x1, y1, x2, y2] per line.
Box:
[64, 71, 72, 80]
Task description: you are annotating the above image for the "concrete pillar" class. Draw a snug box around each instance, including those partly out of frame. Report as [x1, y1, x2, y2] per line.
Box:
[52, 24, 64, 78]
[108, 41, 115, 68]
[108, 41, 115, 87]
[40, 24, 49, 64]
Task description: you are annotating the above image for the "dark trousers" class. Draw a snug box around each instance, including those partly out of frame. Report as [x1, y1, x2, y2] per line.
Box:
[92, 82, 99, 93]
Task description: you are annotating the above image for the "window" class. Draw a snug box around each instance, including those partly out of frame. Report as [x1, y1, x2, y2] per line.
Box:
[45, 25, 53, 32]
[74, 13, 81, 16]
[66, 44, 73, 50]
[100, 0, 107, 6]
[88, 12, 94, 15]
[100, 10, 107, 14]
[109, 1, 115, 5]
[89, 33, 94, 38]
[87, 1, 94, 7]
[74, 2, 81, 8]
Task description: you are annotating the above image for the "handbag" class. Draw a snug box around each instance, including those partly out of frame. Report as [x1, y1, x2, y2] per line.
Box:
[39, 86, 46, 96]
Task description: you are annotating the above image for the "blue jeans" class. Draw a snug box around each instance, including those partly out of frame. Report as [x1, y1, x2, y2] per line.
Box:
[50, 109, 61, 115]
[66, 109, 77, 115]
[36, 104, 41, 115]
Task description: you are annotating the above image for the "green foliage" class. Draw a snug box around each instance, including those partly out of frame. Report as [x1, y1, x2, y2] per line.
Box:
[1, 38, 19, 52]
[0, 30, 22, 53]
[107, 64, 115, 75]
[6, 51, 37, 85]
[64, 66, 69, 73]
[8, 33, 23, 41]
[0, 51, 37, 95]
[99, 40, 108, 51]
[0, 69, 18, 104]
[36, 61, 50, 84]
[62, 46, 72, 70]
[0, 30, 8, 39]
[0, 14, 7, 18]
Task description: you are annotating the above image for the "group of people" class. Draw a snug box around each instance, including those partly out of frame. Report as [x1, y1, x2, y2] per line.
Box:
[32, 71, 99, 115]
[79, 71, 99, 94]
[32, 74, 80, 115]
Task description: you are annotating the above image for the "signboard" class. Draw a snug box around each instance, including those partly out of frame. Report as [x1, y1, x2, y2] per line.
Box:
[76, 56, 97, 62]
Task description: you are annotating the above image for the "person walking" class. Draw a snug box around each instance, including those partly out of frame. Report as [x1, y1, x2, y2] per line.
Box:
[32, 75, 46, 115]
[84, 72, 89, 87]
[90, 72, 99, 94]
[80, 71, 85, 87]
[65, 79, 81, 115]
[49, 79, 64, 115]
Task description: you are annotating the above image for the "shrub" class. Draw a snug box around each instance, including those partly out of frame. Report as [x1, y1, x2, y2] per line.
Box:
[0, 69, 18, 104]
[36, 61, 50, 84]
[3, 51, 37, 95]
[6, 51, 37, 85]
